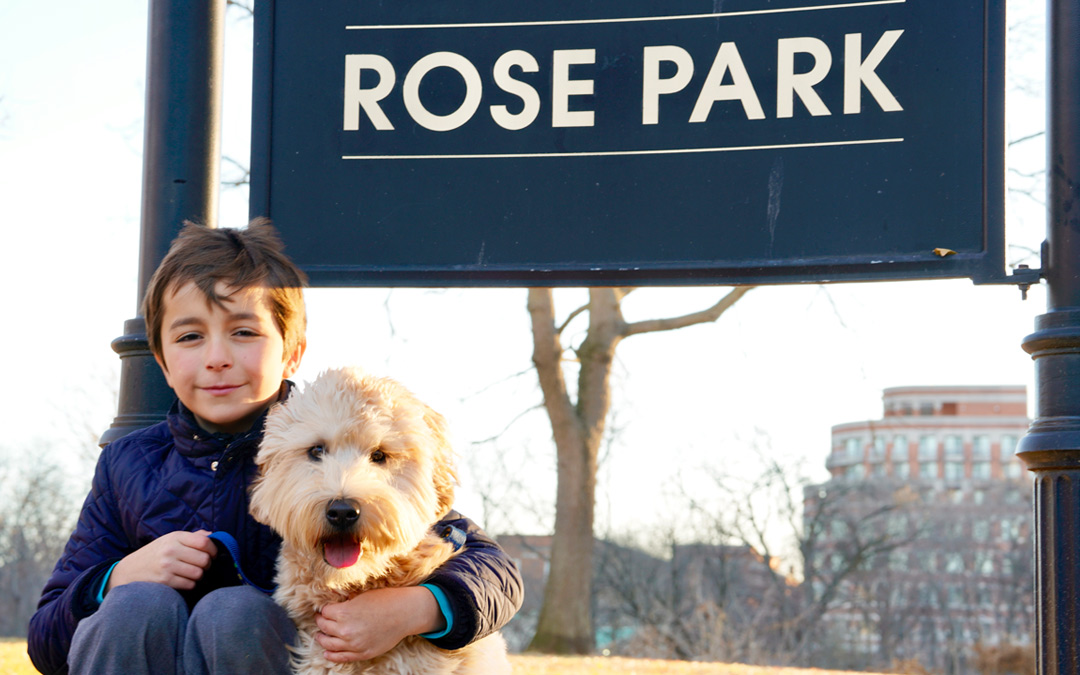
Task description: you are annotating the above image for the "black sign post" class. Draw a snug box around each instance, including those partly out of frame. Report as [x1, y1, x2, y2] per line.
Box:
[1016, 0, 1080, 671]
[101, 0, 224, 444]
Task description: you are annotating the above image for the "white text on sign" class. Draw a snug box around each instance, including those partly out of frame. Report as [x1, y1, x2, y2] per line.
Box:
[342, 31, 904, 132]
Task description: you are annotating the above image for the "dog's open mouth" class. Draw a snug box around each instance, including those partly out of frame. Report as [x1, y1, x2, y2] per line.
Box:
[322, 534, 363, 569]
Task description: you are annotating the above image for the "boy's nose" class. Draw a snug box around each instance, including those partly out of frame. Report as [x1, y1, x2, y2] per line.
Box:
[204, 338, 233, 370]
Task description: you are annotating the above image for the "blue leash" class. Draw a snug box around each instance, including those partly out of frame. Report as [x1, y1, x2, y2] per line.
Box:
[208, 531, 276, 595]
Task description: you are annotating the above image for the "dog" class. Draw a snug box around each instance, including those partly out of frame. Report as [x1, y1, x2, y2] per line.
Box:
[250, 366, 510, 674]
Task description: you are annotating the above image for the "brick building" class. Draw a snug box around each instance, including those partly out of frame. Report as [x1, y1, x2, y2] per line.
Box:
[808, 385, 1032, 673]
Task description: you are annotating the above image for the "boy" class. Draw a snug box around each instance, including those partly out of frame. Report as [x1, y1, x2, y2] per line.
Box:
[28, 220, 522, 675]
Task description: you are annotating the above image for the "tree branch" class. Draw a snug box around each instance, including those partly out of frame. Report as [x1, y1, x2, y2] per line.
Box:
[557, 303, 589, 336]
[226, 0, 254, 17]
[527, 288, 581, 440]
[1008, 130, 1044, 147]
[624, 287, 754, 337]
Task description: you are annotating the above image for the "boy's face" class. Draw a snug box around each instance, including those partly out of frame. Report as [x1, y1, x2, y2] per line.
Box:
[155, 281, 305, 434]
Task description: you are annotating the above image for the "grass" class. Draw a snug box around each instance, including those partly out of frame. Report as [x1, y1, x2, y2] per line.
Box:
[2, 639, 891, 675]
[511, 654, 885, 674]
[1, 639, 34, 675]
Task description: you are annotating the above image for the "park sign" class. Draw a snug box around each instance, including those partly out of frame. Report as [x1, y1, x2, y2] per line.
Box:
[249, 0, 1005, 286]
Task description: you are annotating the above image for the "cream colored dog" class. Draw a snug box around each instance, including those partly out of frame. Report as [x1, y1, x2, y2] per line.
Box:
[250, 366, 510, 674]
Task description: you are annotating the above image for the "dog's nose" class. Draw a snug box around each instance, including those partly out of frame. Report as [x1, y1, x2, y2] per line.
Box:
[325, 499, 361, 529]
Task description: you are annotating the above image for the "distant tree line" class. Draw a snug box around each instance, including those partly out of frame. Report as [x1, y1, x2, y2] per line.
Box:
[0, 454, 80, 637]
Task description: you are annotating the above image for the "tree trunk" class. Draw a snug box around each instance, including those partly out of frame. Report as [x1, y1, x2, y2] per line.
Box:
[526, 289, 622, 653]
[525, 286, 750, 654]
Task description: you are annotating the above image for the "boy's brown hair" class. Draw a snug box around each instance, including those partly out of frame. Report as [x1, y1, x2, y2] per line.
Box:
[143, 218, 308, 366]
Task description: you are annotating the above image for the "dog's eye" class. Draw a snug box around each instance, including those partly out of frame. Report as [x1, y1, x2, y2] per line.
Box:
[307, 445, 326, 461]
[370, 448, 387, 464]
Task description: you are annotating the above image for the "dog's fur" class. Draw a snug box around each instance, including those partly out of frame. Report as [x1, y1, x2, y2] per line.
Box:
[250, 367, 510, 674]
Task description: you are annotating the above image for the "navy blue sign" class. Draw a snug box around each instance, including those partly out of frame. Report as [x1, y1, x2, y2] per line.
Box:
[250, 0, 1004, 286]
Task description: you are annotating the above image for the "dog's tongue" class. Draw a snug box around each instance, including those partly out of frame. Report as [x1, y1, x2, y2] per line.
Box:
[323, 535, 362, 569]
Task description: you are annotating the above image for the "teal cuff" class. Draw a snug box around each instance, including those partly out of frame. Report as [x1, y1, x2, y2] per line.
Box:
[95, 561, 121, 605]
[418, 583, 453, 639]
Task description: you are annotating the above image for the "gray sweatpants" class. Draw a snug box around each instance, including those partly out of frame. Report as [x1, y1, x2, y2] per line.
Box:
[68, 582, 297, 675]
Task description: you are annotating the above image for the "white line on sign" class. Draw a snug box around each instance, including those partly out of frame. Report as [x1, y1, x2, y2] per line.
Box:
[341, 137, 904, 160]
[344, 0, 906, 31]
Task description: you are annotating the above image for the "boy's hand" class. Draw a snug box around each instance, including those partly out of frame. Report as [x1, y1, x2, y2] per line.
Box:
[314, 586, 443, 663]
[108, 529, 218, 592]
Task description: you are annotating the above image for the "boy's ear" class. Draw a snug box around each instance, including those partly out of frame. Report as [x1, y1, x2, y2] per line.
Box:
[153, 353, 173, 387]
[283, 339, 306, 379]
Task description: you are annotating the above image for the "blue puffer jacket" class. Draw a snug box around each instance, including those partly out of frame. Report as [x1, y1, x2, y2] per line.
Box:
[28, 390, 523, 675]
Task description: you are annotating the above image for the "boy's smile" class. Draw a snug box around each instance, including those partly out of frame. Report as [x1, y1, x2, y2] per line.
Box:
[156, 281, 304, 434]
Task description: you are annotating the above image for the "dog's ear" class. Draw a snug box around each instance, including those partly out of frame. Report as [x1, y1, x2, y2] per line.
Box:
[248, 474, 271, 525]
[253, 400, 297, 479]
[423, 405, 458, 518]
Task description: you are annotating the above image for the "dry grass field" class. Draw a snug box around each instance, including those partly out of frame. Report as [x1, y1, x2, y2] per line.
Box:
[1, 639, 35, 675]
[511, 654, 887, 674]
[1, 639, 891, 675]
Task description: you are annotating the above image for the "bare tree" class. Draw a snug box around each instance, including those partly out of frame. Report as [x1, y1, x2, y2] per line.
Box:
[525, 286, 752, 654]
[226, 0, 253, 17]
[593, 525, 772, 662]
[0, 454, 80, 637]
[567, 449, 922, 668]
[222, 156, 250, 188]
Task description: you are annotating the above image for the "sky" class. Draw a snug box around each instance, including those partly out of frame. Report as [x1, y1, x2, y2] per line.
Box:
[0, 1, 1051, 541]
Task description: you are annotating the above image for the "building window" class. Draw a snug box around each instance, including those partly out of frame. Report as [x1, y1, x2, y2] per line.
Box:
[1000, 435, 1018, 461]
[919, 436, 938, 461]
[1005, 461, 1023, 479]
[832, 520, 850, 539]
[972, 461, 991, 480]
[893, 460, 910, 479]
[919, 401, 935, 415]
[917, 583, 933, 604]
[945, 461, 964, 481]
[887, 515, 908, 538]
[920, 462, 937, 479]
[944, 552, 965, 574]
[973, 520, 990, 541]
[948, 584, 964, 607]
[889, 551, 907, 571]
[973, 435, 991, 460]
[871, 437, 886, 461]
[845, 437, 862, 460]
[890, 585, 906, 606]
[944, 435, 963, 458]
[1001, 517, 1021, 541]
[893, 435, 909, 459]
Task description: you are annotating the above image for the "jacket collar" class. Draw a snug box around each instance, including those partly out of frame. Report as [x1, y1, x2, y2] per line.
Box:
[167, 381, 294, 458]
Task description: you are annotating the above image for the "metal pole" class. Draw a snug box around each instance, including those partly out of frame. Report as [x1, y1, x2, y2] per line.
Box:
[1017, 0, 1080, 672]
[100, 0, 224, 445]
